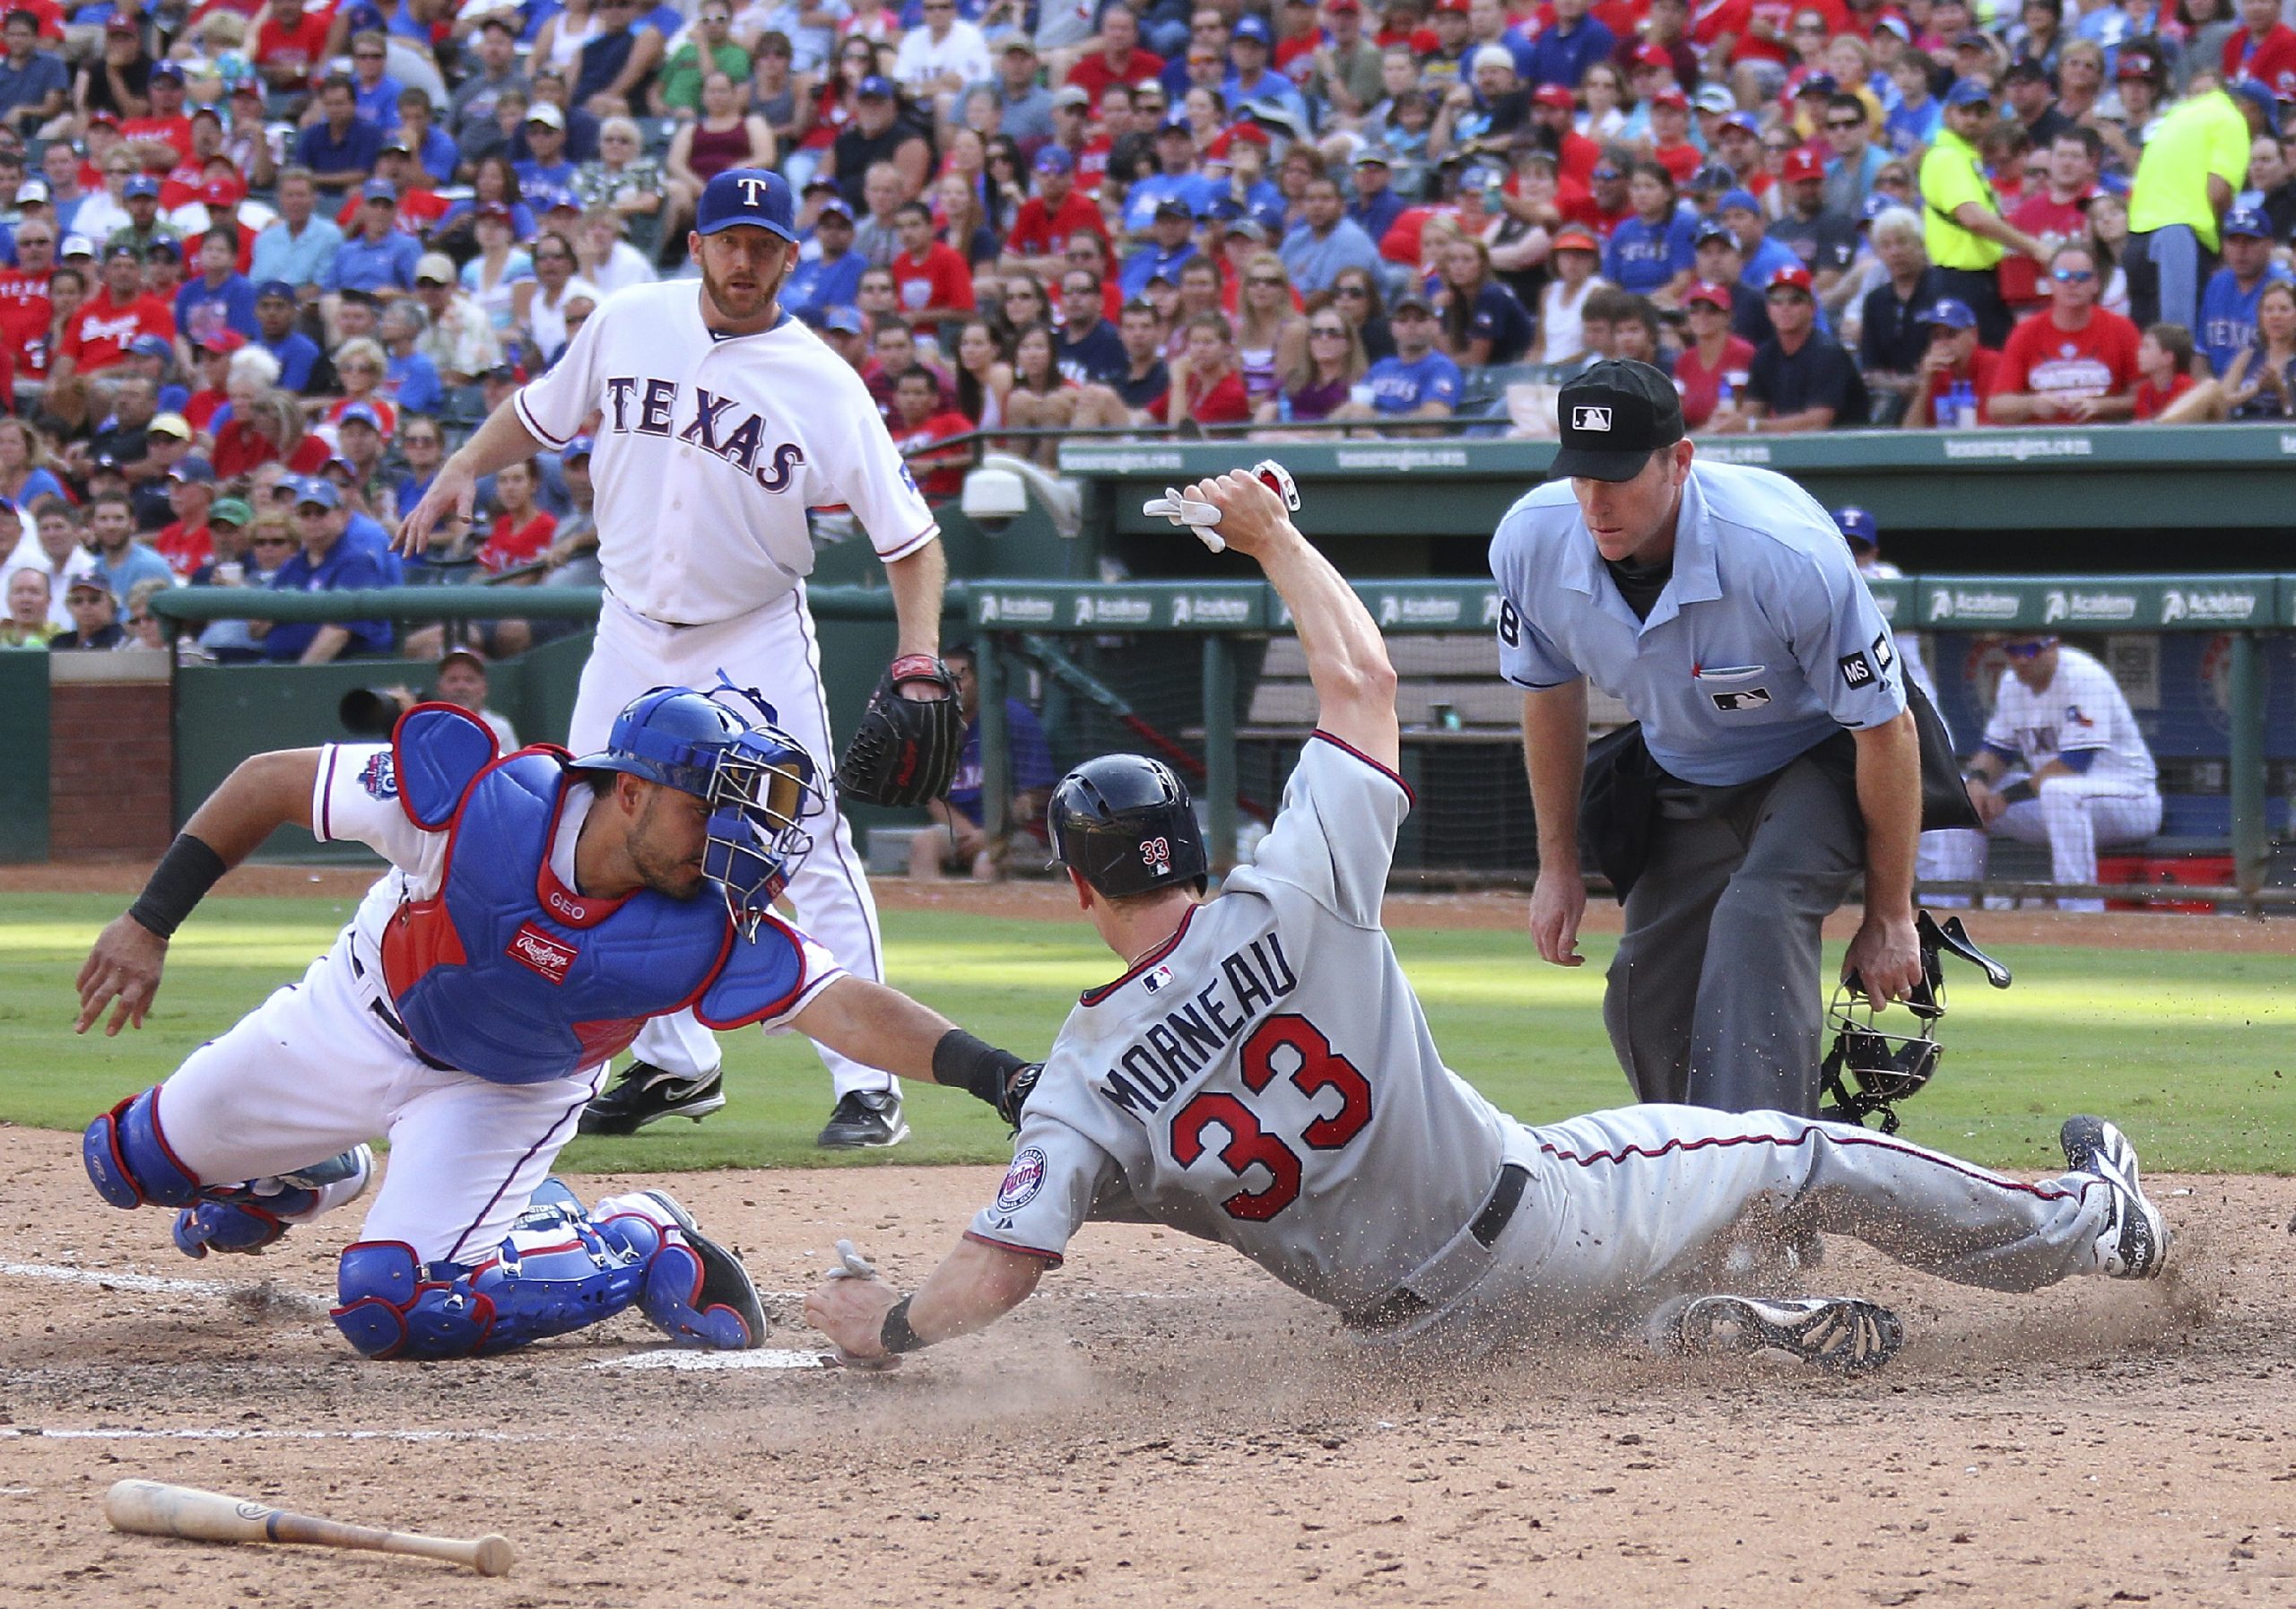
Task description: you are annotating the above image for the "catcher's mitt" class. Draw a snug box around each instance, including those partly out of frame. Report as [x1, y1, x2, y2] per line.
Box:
[836, 655, 961, 807]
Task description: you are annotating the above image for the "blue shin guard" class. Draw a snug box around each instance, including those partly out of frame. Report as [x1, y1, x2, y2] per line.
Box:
[83, 1089, 201, 1209]
[595, 1190, 769, 1351]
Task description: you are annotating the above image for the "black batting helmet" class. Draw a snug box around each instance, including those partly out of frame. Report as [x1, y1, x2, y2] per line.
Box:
[1048, 754, 1208, 898]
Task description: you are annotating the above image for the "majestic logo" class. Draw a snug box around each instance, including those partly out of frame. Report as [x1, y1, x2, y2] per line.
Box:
[1141, 836, 1172, 874]
[1572, 405, 1613, 432]
[1839, 649, 1874, 688]
[1711, 687, 1772, 712]
[996, 1146, 1048, 1212]
[1872, 631, 1895, 672]
[507, 922, 577, 984]
[358, 752, 397, 800]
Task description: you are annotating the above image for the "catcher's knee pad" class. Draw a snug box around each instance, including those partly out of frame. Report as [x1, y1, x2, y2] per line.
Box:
[83, 1089, 201, 1210]
[332, 1194, 649, 1361]
[596, 1190, 767, 1351]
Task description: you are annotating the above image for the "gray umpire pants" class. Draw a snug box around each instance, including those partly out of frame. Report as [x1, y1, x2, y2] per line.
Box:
[1602, 752, 1864, 1117]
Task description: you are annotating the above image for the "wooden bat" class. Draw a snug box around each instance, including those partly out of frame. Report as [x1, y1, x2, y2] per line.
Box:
[105, 1479, 515, 1577]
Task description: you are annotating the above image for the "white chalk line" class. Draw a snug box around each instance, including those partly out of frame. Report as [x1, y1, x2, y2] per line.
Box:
[589, 1348, 832, 1372]
[0, 1427, 552, 1444]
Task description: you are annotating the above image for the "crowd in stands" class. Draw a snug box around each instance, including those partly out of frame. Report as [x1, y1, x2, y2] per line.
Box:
[1, 0, 2292, 658]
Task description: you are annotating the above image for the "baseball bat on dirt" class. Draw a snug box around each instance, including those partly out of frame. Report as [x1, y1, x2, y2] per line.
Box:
[105, 1479, 516, 1577]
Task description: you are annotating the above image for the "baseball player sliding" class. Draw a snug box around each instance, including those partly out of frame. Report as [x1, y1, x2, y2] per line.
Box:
[398, 168, 962, 1152]
[71, 688, 1036, 1361]
[806, 470, 2170, 1374]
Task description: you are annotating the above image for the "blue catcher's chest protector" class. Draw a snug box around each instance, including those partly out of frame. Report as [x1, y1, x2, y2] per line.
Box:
[378, 708, 742, 1083]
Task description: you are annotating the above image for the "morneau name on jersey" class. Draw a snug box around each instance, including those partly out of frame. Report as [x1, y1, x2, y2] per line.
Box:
[601, 378, 807, 491]
[1098, 933, 1298, 1120]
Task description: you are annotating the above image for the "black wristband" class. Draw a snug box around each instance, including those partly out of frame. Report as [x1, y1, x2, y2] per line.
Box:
[880, 1295, 925, 1355]
[126, 833, 230, 940]
[933, 1028, 1026, 1112]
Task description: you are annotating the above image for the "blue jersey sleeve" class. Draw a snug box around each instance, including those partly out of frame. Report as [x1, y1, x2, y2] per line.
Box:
[695, 914, 844, 1031]
[1489, 520, 1581, 688]
[1787, 542, 1909, 729]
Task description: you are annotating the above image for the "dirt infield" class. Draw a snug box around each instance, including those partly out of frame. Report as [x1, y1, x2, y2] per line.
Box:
[4, 1124, 2292, 1608]
[11, 859, 2294, 954]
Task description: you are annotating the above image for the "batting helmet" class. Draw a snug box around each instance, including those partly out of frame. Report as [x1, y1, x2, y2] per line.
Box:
[1048, 754, 1208, 899]
[574, 684, 822, 936]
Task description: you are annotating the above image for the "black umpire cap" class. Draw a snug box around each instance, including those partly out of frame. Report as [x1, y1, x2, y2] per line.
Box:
[1551, 359, 1685, 482]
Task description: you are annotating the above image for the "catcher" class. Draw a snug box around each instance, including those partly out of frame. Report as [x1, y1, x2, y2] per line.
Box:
[806, 470, 2170, 1374]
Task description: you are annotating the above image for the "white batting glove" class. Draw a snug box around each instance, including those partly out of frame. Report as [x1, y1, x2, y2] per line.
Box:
[1143, 486, 1229, 552]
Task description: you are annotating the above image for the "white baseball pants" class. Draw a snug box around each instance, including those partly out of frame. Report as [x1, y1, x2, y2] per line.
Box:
[1927, 775, 2162, 913]
[152, 932, 602, 1264]
[567, 588, 892, 1098]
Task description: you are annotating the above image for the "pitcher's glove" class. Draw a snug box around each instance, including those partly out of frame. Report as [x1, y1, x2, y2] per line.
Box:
[836, 655, 961, 807]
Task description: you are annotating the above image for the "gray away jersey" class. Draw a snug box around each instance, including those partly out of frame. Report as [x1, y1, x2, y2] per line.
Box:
[970, 735, 1513, 1314]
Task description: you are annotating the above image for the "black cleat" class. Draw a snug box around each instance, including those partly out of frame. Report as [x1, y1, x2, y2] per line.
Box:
[631, 1189, 768, 1350]
[578, 1062, 727, 1135]
[816, 1090, 909, 1150]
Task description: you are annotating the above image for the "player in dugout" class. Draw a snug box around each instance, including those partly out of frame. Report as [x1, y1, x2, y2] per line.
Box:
[804, 469, 2170, 1375]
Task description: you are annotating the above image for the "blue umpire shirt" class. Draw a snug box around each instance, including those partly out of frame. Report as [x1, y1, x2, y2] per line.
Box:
[1489, 460, 1906, 787]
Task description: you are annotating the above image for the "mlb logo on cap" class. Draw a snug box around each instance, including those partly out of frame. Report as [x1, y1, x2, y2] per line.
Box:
[1551, 359, 1685, 483]
[1574, 405, 1613, 431]
[696, 168, 797, 242]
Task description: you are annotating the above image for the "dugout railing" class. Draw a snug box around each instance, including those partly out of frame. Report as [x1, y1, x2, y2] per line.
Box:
[150, 574, 2296, 909]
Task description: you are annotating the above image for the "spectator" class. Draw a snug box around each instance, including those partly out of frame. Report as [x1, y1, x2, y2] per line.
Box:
[909, 642, 1055, 883]
[849, 161, 906, 265]
[53, 242, 173, 384]
[461, 204, 535, 349]
[2249, 131, 2296, 240]
[2161, 278, 2296, 419]
[0, 416, 67, 509]
[886, 363, 973, 498]
[2196, 205, 2292, 373]
[0, 9, 68, 140]
[1087, 299, 1170, 424]
[1821, 91, 1887, 215]
[119, 63, 193, 171]
[1122, 197, 1200, 300]
[379, 300, 442, 417]
[1279, 174, 1381, 293]
[1003, 146, 1105, 275]
[213, 386, 329, 478]
[2222, 0, 2296, 92]
[153, 454, 218, 577]
[1231, 250, 1306, 408]
[83, 485, 170, 604]
[889, 0, 986, 120]
[1051, 266, 1124, 383]
[326, 339, 399, 437]
[52, 571, 122, 649]
[296, 76, 385, 204]
[2134, 319, 2199, 418]
[889, 197, 973, 334]
[663, 72, 776, 237]
[1768, 147, 1859, 301]
[824, 76, 930, 209]
[1857, 207, 1944, 419]
[1536, 222, 1606, 364]
[431, 647, 520, 747]
[1989, 241, 2141, 422]
[1920, 80, 2049, 346]
[2126, 76, 2276, 333]
[249, 170, 344, 298]
[1437, 233, 1534, 364]
[172, 226, 257, 350]
[517, 232, 599, 365]
[2003, 57, 2074, 151]
[448, 13, 528, 146]
[254, 478, 391, 664]
[1257, 303, 1365, 425]
[783, 197, 864, 319]
[2002, 127, 2105, 316]
[328, 405, 393, 516]
[1, 561, 48, 647]
[656, 3, 748, 121]
[1524, 0, 1614, 89]
[252, 281, 322, 391]
[515, 102, 578, 194]
[123, 571, 168, 650]
[475, 456, 556, 574]
[1900, 297, 2002, 429]
[985, 38, 1054, 146]
[571, 116, 666, 240]
[573, 206, 657, 296]
[1714, 263, 1867, 432]
[570, 0, 664, 117]
[1603, 161, 1696, 301]
[950, 317, 1013, 428]
[1163, 309, 1252, 428]
[1337, 289, 1460, 422]
[1675, 280, 1755, 430]
[1071, 5, 1165, 100]
[1932, 633, 2161, 913]
[1221, 15, 1305, 127]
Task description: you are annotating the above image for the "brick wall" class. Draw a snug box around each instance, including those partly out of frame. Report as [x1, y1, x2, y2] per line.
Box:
[49, 674, 172, 861]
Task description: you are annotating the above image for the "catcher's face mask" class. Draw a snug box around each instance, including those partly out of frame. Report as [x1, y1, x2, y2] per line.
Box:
[703, 726, 822, 938]
[1821, 910, 2013, 1133]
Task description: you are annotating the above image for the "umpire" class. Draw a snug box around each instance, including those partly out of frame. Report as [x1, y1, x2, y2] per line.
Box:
[1492, 360, 1922, 1116]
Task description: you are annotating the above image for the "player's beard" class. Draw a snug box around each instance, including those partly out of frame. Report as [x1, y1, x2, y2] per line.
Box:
[698, 245, 790, 328]
[629, 790, 709, 901]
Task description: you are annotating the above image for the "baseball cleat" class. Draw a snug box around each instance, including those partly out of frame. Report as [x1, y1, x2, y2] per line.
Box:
[578, 1061, 726, 1135]
[631, 1189, 768, 1350]
[1666, 1294, 1905, 1375]
[817, 1089, 908, 1150]
[2060, 1116, 2170, 1279]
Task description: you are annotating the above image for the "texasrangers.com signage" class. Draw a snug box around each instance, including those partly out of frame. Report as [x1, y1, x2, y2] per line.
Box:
[1918, 576, 2279, 631]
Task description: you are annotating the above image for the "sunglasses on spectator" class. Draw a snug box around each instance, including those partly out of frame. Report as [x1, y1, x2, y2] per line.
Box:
[1333, 283, 1370, 298]
[355, 49, 385, 59]
[1248, 274, 1284, 287]
[2051, 267, 2095, 283]
[1062, 281, 1095, 295]
[2002, 638, 2057, 658]
[250, 535, 292, 547]
[1188, 52, 1220, 66]
[1826, 117, 1864, 130]
[1309, 324, 1347, 337]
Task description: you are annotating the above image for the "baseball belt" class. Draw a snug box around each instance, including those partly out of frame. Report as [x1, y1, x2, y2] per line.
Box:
[1343, 1162, 1530, 1333]
[351, 951, 459, 1074]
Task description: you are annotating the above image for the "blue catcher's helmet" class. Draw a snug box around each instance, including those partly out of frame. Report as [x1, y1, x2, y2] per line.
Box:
[573, 684, 822, 936]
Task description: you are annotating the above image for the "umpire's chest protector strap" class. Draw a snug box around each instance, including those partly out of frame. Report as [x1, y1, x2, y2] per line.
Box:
[391, 702, 504, 829]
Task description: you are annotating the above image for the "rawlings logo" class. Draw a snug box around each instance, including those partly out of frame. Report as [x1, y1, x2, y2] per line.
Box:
[358, 752, 397, 800]
[507, 922, 577, 984]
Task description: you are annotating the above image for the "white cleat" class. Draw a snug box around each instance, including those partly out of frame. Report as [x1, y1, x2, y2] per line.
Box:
[2060, 1116, 2170, 1279]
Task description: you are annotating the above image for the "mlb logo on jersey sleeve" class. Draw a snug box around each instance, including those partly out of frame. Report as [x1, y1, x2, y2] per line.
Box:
[359, 752, 398, 799]
[1871, 631, 1895, 672]
[1573, 405, 1612, 431]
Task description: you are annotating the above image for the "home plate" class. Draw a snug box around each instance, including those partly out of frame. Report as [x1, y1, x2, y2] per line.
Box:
[590, 1348, 832, 1371]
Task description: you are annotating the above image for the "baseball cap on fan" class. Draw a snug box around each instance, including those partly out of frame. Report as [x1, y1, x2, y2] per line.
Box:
[695, 167, 797, 242]
[1551, 360, 1683, 483]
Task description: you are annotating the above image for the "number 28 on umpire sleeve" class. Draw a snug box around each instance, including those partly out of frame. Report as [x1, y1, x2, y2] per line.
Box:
[1169, 1015, 1373, 1222]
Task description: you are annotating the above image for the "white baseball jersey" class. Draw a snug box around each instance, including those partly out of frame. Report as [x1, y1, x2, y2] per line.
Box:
[511, 280, 939, 627]
[970, 735, 1518, 1316]
[1979, 645, 2157, 789]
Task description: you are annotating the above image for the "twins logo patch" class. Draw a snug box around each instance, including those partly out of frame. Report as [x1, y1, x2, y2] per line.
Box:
[358, 751, 398, 800]
[1871, 631, 1895, 672]
[1710, 687, 1771, 712]
[1572, 405, 1613, 432]
[996, 1146, 1048, 1212]
[507, 922, 578, 984]
[1839, 649, 1875, 688]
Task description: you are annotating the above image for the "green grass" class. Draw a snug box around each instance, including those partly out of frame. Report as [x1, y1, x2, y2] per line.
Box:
[5, 893, 2292, 1174]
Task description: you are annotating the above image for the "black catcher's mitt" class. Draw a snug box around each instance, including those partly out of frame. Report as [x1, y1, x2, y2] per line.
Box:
[836, 655, 961, 807]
